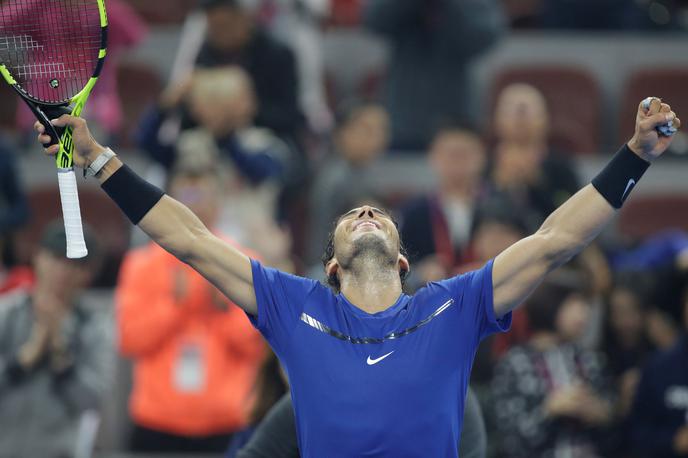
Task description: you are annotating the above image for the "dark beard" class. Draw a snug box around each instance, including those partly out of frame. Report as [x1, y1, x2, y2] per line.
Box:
[338, 233, 397, 272]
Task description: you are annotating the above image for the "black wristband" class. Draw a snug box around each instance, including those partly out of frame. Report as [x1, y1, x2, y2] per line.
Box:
[101, 165, 165, 225]
[591, 144, 650, 209]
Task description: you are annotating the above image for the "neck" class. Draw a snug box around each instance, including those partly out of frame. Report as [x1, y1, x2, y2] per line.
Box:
[338, 257, 402, 314]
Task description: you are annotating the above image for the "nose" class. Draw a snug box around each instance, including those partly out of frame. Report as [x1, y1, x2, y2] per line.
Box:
[357, 206, 375, 219]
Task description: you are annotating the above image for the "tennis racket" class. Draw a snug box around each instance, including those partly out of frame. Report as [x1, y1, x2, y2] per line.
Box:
[0, 0, 108, 258]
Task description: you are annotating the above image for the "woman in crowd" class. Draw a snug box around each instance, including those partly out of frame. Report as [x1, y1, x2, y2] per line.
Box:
[492, 275, 613, 458]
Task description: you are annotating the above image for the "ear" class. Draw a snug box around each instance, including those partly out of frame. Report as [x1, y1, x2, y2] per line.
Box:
[398, 254, 410, 276]
[325, 258, 339, 279]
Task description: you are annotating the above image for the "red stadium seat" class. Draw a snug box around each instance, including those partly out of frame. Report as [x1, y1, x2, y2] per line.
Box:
[14, 185, 131, 287]
[488, 65, 602, 155]
[116, 61, 163, 147]
[618, 67, 688, 146]
[618, 193, 688, 241]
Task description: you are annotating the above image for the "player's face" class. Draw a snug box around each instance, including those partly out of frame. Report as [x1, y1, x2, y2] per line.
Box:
[334, 205, 398, 247]
[328, 205, 406, 277]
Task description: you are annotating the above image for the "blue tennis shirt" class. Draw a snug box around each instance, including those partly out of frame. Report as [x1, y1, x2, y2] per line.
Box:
[248, 258, 511, 458]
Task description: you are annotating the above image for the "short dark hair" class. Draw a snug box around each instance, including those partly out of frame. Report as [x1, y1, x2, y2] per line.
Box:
[321, 209, 409, 292]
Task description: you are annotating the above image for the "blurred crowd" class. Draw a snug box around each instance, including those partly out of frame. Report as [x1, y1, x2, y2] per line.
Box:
[1, 0, 688, 457]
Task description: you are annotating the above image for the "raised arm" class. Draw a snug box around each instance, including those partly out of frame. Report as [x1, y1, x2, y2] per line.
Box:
[36, 116, 258, 315]
[492, 98, 680, 318]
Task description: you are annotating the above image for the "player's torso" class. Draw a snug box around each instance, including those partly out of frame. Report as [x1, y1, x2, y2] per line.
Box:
[282, 290, 470, 458]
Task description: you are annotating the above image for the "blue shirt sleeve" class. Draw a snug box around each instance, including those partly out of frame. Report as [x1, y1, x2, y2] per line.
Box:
[249, 259, 323, 349]
[438, 259, 511, 342]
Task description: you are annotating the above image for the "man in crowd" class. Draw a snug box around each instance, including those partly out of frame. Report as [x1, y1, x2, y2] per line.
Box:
[363, 0, 505, 150]
[400, 124, 487, 287]
[195, 0, 304, 142]
[0, 222, 112, 457]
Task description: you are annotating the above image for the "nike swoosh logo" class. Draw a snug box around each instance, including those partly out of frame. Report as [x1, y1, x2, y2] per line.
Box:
[366, 351, 394, 365]
[622, 179, 636, 202]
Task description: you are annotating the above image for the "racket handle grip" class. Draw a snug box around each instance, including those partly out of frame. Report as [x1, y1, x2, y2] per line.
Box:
[57, 168, 88, 258]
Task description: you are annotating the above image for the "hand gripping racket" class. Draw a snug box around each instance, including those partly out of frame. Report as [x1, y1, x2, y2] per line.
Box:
[0, 0, 108, 258]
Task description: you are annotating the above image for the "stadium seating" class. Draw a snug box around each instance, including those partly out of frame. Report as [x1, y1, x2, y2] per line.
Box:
[488, 65, 602, 155]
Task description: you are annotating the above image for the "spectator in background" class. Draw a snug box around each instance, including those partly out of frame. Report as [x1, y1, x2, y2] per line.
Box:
[0, 138, 31, 294]
[600, 276, 655, 457]
[117, 163, 265, 453]
[630, 288, 688, 458]
[492, 277, 612, 458]
[0, 222, 112, 457]
[488, 83, 580, 224]
[195, 0, 305, 143]
[363, 0, 505, 151]
[400, 125, 487, 288]
[307, 101, 390, 267]
[139, 67, 298, 234]
[602, 277, 654, 384]
[255, 0, 333, 133]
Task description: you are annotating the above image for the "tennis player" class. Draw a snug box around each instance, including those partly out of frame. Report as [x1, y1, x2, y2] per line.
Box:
[36, 97, 679, 457]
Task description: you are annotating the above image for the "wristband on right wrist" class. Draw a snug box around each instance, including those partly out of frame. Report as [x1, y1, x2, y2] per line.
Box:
[591, 144, 650, 209]
[101, 165, 165, 225]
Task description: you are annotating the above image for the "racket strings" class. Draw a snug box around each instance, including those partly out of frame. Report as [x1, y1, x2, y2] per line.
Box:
[0, 0, 102, 104]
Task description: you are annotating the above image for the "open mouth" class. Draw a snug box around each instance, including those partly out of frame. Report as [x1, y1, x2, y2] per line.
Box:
[353, 220, 381, 231]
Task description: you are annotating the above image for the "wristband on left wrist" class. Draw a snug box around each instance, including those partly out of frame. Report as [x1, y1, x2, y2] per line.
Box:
[591, 144, 650, 209]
